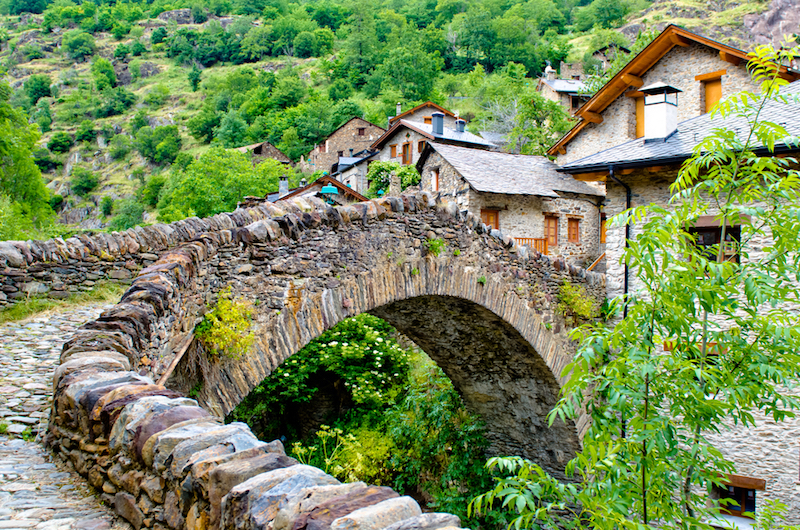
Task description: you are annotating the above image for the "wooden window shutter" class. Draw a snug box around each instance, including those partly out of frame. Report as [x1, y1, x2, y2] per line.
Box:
[600, 214, 607, 244]
[568, 218, 580, 243]
[705, 78, 722, 113]
[402, 143, 412, 165]
[418, 140, 425, 153]
[545, 216, 558, 247]
[390, 145, 397, 158]
[481, 209, 499, 230]
[424, 117, 432, 124]
[635, 97, 644, 139]
[433, 169, 439, 191]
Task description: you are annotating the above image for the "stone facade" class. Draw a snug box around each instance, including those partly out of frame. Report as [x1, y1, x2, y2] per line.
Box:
[419, 151, 603, 266]
[42, 193, 606, 530]
[390, 106, 457, 129]
[604, 168, 800, 524]
[305, 118, 384, 174]
[375, 128, 431, 167]
[556, 42, 756, 164]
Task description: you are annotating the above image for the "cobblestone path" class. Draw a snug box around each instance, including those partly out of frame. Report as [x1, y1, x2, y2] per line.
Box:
[0, 305, 125, 530]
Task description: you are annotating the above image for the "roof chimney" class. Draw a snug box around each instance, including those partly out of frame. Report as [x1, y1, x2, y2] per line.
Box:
[455, 118, 466, 133]
[300, 177, 307, 187]
[432, 111, 444, 136]
[545, 64, 556, 81]
[396, 102, 402, 116]
[349, 148, 353, 156]
[641, 82, 682, 141]
[279, 175, 289, 197]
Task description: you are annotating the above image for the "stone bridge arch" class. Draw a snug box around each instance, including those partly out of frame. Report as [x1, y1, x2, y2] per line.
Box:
[161, 194, 604, 476]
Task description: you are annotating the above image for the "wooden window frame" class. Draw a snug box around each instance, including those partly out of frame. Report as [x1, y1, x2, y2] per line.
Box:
[545, 215, 558, 247]
[357, 127, 366, 136]
[319, 142, 327, 154]
[567, 218, 580, 243]
[687, 224, 741, 263]
[390, 144, 397, 158]
[402, 142, 412, 165]
[635, 96, 645, 139]
[600, 214, 607, 244]
[418, 140, 426, 153]
[424, 117, 432, 125]
[432, 168, 439, 192]
[713, 476, 764, 520]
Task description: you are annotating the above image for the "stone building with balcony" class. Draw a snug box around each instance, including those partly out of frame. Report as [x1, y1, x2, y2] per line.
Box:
[416, 142, 604, 266]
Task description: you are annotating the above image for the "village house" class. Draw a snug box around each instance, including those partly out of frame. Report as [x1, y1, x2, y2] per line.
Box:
[388, 101, 459, 129]
[332, 150, 379, 195]
[274, 174, 367, 206]
[372, 112, 493, 169]
[547, 25, 785, 164]
[536, 67, 590, 115]
[234, 141, 292, 165]
[553, 25, 800, 526]
[416, 142, 604, 265]
[304, 117, 385, 175]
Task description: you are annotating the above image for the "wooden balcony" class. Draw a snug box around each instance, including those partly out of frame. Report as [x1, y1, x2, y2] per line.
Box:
[514, 238, 548, 255]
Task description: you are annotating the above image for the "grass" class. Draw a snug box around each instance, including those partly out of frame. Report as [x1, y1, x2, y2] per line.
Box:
[0, 281, 125, 324]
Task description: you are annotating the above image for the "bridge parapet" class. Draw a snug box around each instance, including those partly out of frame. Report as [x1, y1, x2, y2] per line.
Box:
[45, 191, 604, 530]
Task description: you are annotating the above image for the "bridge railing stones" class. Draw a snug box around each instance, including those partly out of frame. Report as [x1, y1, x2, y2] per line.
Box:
[44, 191, 604, 530]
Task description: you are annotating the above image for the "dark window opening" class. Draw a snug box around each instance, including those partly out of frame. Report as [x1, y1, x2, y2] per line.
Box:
[357, 128, 366, 136]
[715, 485, 756, 518]
[688, 225, 741, 263]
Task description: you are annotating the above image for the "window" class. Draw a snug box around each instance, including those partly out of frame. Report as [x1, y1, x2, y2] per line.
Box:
[402, 142, 412, 165]
[481, 209, 499, 230]
[600, 214, 607, 244]
[424, 117, 432, 125]
[545, 216, 558, 247]
[432, 168, 439, 191]
[338, 151, 344, 157]
[357, 127, 366, 136]
[696, 70, 726, 114]
[635, 97, 644, 138]
[568, 218, 580, 243]
[687, 222, 741, 263]
[418, 140, 426, 153]
[711, 475, 765, 519]
[390, 144, 397, 158]
[319, 142, 327, 153]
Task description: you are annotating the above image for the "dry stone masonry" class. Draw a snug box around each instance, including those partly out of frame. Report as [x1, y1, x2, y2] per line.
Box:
[29, 192, 604, 530]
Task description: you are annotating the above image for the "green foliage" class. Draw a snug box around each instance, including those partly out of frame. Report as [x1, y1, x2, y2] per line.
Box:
[109, 134, 132, 160]
[161, 147, 292, 218]
[135, 125, 182, 165]
[100, 196, 114, 216]
[33, 99, 51, 132]
[62, 30, 95, 61]
[114, 43, 130, 59]
[24, 74, 50, 106]
[144, 84, 170, 107]
[98, 87, 137, 117]
[71, 167, 98, 196]
[424, 238, 446, 257]
[196, 286, 254, 359]
[75, 120, 96, 142]
[47, 132, 72, 153]
[366, 162, 420, 197]
[130, 110, 149, 134]
[151, 27, 168, 45]
[131, 41, 147, 56]
[556, 281, 600, 324]
[140, 173, 166, 207]
[91, 57, 117, 91]
[214, 108, 248, 147]
[108, 198, 144, 230]
[471, 43, 800, 530]
[477, 275, 487, 285]
[188, 65, 202, 91]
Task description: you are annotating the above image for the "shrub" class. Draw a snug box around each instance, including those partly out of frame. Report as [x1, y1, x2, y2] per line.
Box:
[98, 87, 137, 117]
[24, 74, 51, 106]
[424, 238, 445, 257]
[130, 110, 149, 133]
[49, 194, 64, 211]
[71, 168, 99, 196]
[144, 84, 169, 107]
[47, 132, 73, 153]
[22, 44, 44, 61]
[140, 174, 166, 207]
[114, 43, 130, 59]
[100, 196, 114, 216]
[62, 30, 95, 61]
[112, 23, 131, 40]
[75, 120, 96, 142]
[131, 41, 147, 56]
[33, 148, 59, 172]
[556, 281, 599, 324]
[151, 27, 168, 45]
[195, 286, 254, 359]
[91, 57, 116, 90]
[108, 198, 144, 230]
[135, 125, 182, 165]
[108, 134, 132, 160]
[366, 162, 421, 197]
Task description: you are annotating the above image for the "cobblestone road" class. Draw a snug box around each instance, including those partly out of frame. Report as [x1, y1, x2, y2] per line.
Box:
[0, 305, 125, 530]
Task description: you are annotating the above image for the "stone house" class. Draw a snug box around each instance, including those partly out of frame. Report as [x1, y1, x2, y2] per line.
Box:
[417, 142, 604, 265]
[388, 101, 458, 129]
[372, 112, 493, 169]
[558, 73, 800, 526]
[333, 150, 379, 195]
[547, 25, 800, 164]
[305, 118, 385, 175]
[276, 174, 367, 206]
[536, 70, 590, 115]
[234, 141, 292, 165]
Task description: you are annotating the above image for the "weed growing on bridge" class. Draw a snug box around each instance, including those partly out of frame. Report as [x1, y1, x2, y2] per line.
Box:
[424, 238, 446, 257]
[411, 267, 420, 276]
[195, 286, 254, 359]
[556, 282, 600, 326]
[477, 276, 487, 285]
[453, 249, 461, 256]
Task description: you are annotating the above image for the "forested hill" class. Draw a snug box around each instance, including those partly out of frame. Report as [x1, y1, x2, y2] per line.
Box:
[0, 0, 775, 239]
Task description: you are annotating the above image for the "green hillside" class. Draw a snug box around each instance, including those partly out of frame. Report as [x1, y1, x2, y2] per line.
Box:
[0, 0, 765, 238]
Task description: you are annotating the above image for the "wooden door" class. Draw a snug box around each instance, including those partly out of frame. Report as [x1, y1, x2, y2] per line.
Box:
[481, 209, 499, 229]
[705, 79, 722, 113]
[545, 216, 558, 247]
[402, 143, 412, 165]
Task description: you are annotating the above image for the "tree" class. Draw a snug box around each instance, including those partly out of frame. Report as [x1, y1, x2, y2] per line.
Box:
[24, 74, 51, 106]
[241, 25, 274, 60]
[213, 109, 248, 147]
[366, 161, 420, 197]
[470, 44, 800, 530]
[71, 167, 99, 196]
[131, 41, 147, 56]
[151, 27, 168, 45]
[293, 30, 316, 58]
[136, 125, 182, 165]
[9, 0, 46, 15]
[188, 65, 202, 91]
[108, 198, 144, 230]
[114, 43, 130, 59]
[98, 87, 137, 117]
[48, 132, 73, 153]
[91, 57, 117, 90]
[377, 47, 444, 101]
[62, 30, 96, 61]
[76, 120, 96, 142]
[187, 105, 221, 143]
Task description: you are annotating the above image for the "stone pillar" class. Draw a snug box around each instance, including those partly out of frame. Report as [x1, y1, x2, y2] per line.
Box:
[389, 171, 401, 196]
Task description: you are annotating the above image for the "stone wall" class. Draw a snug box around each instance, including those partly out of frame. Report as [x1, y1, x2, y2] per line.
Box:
[44, 192, 605, 530]
[556, 42, 756, 164]
[604, 168, 800, 523]
[0, 213, 275, 307]
[376, 129, 429, 167]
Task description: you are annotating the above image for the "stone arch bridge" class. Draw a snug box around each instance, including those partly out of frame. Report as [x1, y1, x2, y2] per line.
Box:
[1, 192, 604, 530]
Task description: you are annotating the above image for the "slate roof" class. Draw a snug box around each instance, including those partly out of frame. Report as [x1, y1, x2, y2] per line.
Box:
[389, 101, 456, 125]
[419, 143, 603, 197]
[560, 80, 800, 173]
[373, 120, 493, 150]
[541, 78, 587, 94]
